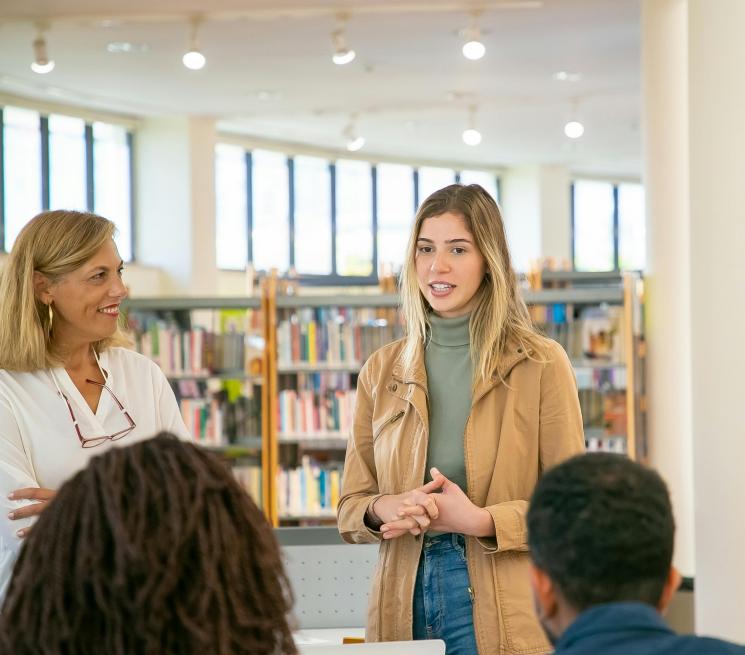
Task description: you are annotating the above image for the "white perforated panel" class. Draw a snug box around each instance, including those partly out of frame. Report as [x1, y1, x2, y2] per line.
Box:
[283, 543, 378, 629]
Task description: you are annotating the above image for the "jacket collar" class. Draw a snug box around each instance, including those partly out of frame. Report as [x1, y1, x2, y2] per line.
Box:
[391, 336, 530, 396]
[555, 602, 674, 651]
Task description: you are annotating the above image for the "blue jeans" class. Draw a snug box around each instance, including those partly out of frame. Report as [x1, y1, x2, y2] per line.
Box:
[412, 533, 478, 655]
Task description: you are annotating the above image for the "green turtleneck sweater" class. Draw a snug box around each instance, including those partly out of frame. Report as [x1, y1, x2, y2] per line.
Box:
[424, 313, 472, 496]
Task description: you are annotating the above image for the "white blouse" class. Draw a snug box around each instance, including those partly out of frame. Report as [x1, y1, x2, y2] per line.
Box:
[0, 347, 189, 599]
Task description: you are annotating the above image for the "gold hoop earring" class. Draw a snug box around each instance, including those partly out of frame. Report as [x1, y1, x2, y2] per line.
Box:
[48, 303, 53, 332]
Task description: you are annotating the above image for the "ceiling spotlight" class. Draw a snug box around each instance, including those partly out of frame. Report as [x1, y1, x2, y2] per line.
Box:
[564, 120, 585, 139]
[182, 17, 206, 70]
[30, 28, 55, 75]
[347, 136, 365, 152]
[343, 115, 364, 151]
[462, 105, 482, 146]
[462, 128, 482, 146]
[331, 13, 356, 65]
[461, 12, 485, 61]
[462, 31, 485, 61]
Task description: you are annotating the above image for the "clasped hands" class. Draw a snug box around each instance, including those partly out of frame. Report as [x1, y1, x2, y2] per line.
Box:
[373, 467, 494, 540]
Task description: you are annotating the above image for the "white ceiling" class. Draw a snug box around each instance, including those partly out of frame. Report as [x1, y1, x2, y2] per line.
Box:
[0, 0, 642, 176]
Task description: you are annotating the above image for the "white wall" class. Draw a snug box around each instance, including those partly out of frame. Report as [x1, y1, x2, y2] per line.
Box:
[135, 116, 217, 295]
[688, 0, 745, 640]
[641, 0, 695, 578]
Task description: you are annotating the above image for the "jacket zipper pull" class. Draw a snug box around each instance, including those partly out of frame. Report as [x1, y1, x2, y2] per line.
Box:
[468, 586, 475, 602]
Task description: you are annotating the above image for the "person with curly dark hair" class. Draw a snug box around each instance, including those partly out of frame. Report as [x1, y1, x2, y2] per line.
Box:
[527, 453, 745, 655]
[0, 432, 297, 655]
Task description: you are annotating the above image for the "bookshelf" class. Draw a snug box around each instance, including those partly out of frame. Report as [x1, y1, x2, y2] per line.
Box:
[124, 273, 645, 527]
[271, 291, 402, 526]
[527, 270, 646, 460]
[123, 295, 269, 515]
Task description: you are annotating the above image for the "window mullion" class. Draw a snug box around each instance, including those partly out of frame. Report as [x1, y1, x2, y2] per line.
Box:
[330, 162, 337, 276]
[288, 156, 295, 269]
[245, 151, 253, 265]
[0, 108, 5, 252]
[40, 116, 50, 210]
[85, 123, 94, 212]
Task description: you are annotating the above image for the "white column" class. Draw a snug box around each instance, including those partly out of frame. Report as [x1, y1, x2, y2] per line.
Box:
[135, 116, 217, 295]
[501, 164, 571, 271]
[641, 0, 695, 578]
[538, 165, 571, 265]
[688, 0, 745, 640]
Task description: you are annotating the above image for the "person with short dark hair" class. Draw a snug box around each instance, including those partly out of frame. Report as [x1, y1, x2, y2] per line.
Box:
[527, 453, 745, 654]
[0, 433, 297, 655]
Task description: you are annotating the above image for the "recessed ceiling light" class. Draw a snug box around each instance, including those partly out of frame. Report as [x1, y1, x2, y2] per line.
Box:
[107, 42, 150, 54]
[255, 90, 281, 101]
[554, 71, 582, 82]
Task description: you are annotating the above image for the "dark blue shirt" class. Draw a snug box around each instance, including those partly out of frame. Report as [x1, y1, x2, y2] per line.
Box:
[554, 602, 745, 655]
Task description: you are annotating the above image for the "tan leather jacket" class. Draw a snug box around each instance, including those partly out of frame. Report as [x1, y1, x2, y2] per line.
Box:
[338, 337, 585, 655]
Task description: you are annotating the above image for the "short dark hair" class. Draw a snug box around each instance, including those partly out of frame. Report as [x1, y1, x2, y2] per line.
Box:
[0, 433, 296, 655]
[527, 453, 675, 611]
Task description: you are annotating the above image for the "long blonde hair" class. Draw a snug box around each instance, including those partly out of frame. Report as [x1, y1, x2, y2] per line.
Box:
[0, 210, 130, 371]
[400, 184, 547, 385]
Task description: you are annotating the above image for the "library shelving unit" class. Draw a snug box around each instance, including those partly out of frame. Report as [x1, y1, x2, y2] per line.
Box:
[122, 295, 271, 515]
[526, 270, 646, 461]
[268, 290, 402, 526]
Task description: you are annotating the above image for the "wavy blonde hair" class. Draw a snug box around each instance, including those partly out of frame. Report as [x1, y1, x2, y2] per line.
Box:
[400, 184, 548, 385]
[0, 210, 130, 371]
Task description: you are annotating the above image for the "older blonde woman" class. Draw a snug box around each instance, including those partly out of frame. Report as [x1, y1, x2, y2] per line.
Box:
[338, 184, 585, 655]
[0, 210, 188, 597]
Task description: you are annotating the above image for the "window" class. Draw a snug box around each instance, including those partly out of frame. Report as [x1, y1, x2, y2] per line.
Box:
[377, 163, 414, 273]
[573, 180, 615, 271]
[336, 159, 373, 276]
[1, 106, 134, 258]
[252, 149, 290, 273]
[214, 144, 502, 284]
[49, 114, 87, 212]
[459, 170, 499, 203]
[214, 144, 248, 270]
[572, 179, 646, 271]
[93, 122, 133, 261]
[294, 155, 332, 275]
[618, 183, 646, 271]
[417, 166, 456, 205]
[2, 106, 42, 251]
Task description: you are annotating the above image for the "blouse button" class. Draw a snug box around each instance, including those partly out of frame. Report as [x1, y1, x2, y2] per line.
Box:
[391, 383, 398, 392]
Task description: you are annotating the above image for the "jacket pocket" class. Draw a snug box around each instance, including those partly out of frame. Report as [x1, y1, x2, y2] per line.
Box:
[493, 552, 550, 654]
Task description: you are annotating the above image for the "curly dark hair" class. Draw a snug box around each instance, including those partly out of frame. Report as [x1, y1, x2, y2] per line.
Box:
[0, 433, 297, 655]
[527, 453, 675, 611]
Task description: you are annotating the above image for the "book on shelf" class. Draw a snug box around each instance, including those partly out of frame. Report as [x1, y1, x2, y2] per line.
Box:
[127, 309, 264, 377]
[174, 378, 262, 446]
[574, 365, 627, 392]
[277, 307, 404, 367]
[278, 455, 342, 518]
[537, 305, 626, 363]
[233, 464, 262, 508]
[277, 372, 355, 436]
